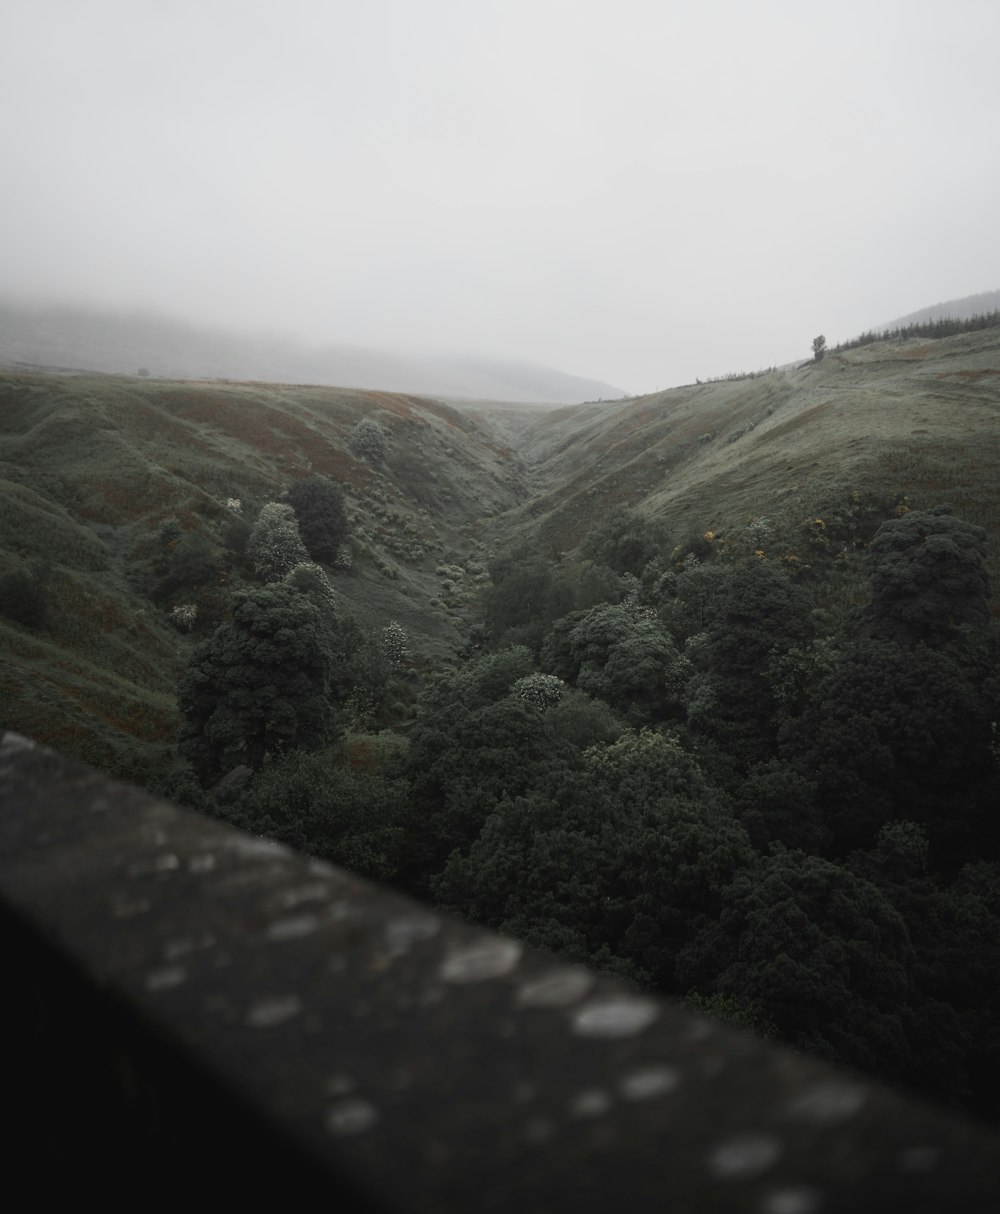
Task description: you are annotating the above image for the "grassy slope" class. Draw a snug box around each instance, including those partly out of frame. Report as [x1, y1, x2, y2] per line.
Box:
[502, 328, 1000, 586]
[0, 372, 528, 763]
[1, 326, 998, 766]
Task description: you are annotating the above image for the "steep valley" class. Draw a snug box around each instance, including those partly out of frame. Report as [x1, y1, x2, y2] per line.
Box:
[2, 323, 999, 773]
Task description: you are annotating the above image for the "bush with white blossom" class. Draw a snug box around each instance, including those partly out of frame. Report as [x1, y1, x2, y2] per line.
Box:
[511, 672, 566, 709]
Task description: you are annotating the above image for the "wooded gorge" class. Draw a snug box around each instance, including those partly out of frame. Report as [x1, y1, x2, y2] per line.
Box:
[2, 322, 999, 1122]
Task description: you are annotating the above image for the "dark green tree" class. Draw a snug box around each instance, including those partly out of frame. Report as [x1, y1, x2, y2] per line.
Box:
[177, 583, 335, 784]
[677, 850, 920, 1085]
[434, 729, 752, 988]
[225, 746, 409, 882]
[540, 601, 678, 721]
[541, 688, 626, 749]
[689, 561, 812, 767]
[653, 559, 732, 641]
[933, 862, 1000, 1115]
[731, 758, 828, 854]
[861, 505, 991, 645]
[398, 694, 576, 892]
[145, 522, 218, 605]
[580, 508, 670, 577]
[811, 335, 826, 362]
[780, 638, 998, 858]
[482, 552, 575, 654]
[423, 645, 537, 711]
[286, 476, 350, 566]
[0, 561, 49, 628]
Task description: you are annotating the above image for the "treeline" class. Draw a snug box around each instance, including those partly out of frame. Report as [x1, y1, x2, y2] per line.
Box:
[170, 489, 1000, 1123]
[833, 309, 1000, 353]
[695, 365, 779, 385]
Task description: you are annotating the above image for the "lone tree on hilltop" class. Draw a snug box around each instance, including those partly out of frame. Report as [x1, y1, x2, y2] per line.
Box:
[177, 583, 335, 783]
[812, 335, 827, 362]
[247, 502, 309, 582]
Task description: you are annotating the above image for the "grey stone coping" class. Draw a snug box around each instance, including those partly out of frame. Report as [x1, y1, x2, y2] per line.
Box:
[2, 730, 999, 1210]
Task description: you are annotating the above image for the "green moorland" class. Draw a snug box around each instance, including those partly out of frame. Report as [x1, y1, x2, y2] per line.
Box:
[496, 325, 1000, 574]
[0, 373, 528, 773]
[2, 320, 1000, 1120]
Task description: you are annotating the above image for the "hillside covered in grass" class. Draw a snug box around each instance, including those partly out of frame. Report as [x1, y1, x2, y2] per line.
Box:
[496, 324, 1000, 578]
[0, 372, 528, 774]
[3, 322, 999, 777]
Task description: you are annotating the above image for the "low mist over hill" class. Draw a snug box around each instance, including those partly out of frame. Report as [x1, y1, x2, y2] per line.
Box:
[0, 301, 626, 404]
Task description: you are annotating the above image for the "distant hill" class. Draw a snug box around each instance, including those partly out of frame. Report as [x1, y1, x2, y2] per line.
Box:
[878, 289, 1000, 330]
[0, 301, 626, 404]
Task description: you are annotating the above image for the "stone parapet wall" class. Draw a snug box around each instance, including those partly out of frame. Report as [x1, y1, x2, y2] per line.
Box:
[2, 731, 999, 1210]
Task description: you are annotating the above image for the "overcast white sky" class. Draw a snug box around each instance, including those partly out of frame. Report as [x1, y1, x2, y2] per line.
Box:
[2, 0, 998, 392]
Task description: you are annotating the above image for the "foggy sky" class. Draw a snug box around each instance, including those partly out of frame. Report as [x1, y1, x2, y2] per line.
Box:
[2, 0, 998, 393]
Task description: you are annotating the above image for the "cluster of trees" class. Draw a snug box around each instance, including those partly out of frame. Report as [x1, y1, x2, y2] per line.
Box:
[134, 473, 356, 636]
[694, 365, 779, 386]
[173, 474, 414, 786]
[174, 497, 1000, 1120]
[832, 310, 1000, 354]
[437, 506, 998, 1113]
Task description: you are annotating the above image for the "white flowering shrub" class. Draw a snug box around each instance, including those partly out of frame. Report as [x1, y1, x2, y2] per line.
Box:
[225, 498, 243, 515]
[247, 503, 309, 582]
[284, 561, 336, 602]
[745, 516, 773, 553]
[381, 621, 411, 668]
[511, 672, 566, 709]
[333, 543, 354, 571]
[349, 417, 386, 461]
[170, 603, 198, 631]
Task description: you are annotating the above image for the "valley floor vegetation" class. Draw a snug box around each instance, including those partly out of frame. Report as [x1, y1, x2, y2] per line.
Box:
[171, 493, 1000, 1123]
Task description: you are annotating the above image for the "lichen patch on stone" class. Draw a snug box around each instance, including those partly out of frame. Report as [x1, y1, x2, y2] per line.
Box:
[145, 966, 187, 992]
[788, 1081, 866, 1124]
[516, 968, 593, 1009]
[326, 1098, 380, 1136]
[708, 1132, 783, 1180]
[440, 938, 522, 984]
[571, 996, 659, 1039]
[265, 914, 320, 942]
[619, 1065, 681, 1101]
[245, 994, 303, 1027]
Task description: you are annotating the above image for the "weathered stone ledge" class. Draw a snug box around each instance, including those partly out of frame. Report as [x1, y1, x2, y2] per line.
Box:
[2, 731, 998, 1210]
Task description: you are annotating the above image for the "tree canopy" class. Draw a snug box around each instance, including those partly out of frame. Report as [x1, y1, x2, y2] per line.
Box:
[247, 502, 310, 582]
[177, 582, 335, 783]
[862, 505, 990, 644]
[286, 476, 350, 566]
